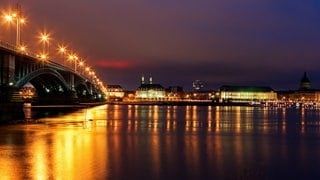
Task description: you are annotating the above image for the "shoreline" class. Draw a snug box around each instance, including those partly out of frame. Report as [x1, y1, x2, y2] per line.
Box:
[105, 101, 250, 106]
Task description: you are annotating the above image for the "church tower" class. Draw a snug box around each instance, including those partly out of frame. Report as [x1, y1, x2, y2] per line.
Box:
[141, 75, 145, 85]
[149, 76, 153, 84]
[299, 72, 311, 90]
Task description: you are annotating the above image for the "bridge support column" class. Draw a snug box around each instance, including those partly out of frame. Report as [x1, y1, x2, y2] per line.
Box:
[69, 73, 75, 91]
[0, 54, 22, 103]
[89, 84, 93, 95]
[0, 54, 15, 86]
[68, 73, 78, 99]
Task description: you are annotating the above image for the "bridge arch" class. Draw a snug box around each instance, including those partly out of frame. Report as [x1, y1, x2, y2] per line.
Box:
[16, 68, 72, 97]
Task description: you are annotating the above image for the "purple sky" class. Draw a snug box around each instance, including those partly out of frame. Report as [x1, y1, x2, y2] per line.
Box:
[2, 0, 320, 90]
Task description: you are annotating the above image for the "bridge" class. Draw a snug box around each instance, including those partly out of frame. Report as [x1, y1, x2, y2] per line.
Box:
[0, 40, 106, 105]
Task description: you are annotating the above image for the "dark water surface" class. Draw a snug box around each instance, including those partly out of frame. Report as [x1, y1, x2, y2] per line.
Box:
[1, 105, 320, 179]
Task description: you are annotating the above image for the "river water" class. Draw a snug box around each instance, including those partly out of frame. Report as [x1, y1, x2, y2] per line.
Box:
[0, 104, 320, 179]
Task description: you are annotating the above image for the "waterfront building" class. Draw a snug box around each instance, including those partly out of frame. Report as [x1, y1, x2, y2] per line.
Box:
[135, 75, 166, 100]
[192, 80, 205, 91]
[190, 90, 213, 100]
[219, 85, 277, 103]
[105, 85, 124, 101]
[299, 72, 311, 90]
[278, 72, 320, 102]
[166, 86, 185, 100]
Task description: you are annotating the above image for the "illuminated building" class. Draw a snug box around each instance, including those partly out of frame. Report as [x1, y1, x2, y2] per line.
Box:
[19, 82, 36, 102]
[166, 86, 185, 100]
[192, 80, 205, 91]
[105, 85, 124, 101]
[278, 72, 320, 102]
[135, 75, 166, 100]
[219, 85, 277, 103]
[190, 90, 213, 100]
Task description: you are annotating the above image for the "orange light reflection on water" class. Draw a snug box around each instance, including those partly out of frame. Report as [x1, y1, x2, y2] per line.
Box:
[2, 104, 320, 179]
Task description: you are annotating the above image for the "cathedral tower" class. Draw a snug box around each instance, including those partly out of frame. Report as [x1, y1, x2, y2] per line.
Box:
[299, 72, 311, 90]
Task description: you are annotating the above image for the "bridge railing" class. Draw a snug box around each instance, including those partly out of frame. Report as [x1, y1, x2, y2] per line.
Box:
[0, 40, 16, 52]
[0, 40, 40, 59]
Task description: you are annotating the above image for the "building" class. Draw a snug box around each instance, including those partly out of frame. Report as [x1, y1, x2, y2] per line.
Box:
[192, 80, 205, 91]
[219, 85, 277, 103]
[299, 72, 311, 90]
[105, 85, 125, 101]
[135, 75, 166, 100]
[278, 72, 320, 102]
[166, 86, 185, 100]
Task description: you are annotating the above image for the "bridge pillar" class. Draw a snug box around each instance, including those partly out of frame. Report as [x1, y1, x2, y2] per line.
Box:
[0, 54, 22, 102]
[89, 83, 93, 95]
[68, 73, 75, 90]
[68, 73, 78, 99]
[0, 54, 15, 86]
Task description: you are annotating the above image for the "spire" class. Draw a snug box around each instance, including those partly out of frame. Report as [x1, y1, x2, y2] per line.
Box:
[149, 75, 153, 84]
[141, 75, 145, 85]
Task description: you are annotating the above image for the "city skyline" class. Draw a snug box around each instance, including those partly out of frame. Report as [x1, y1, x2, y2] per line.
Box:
[1, 0, 320, 91]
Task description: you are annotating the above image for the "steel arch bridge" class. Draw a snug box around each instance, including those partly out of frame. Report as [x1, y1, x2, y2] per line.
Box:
[0, 41, 105, 104]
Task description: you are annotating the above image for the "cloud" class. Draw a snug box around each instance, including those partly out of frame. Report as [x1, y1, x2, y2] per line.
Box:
[94, 59, 137, 69]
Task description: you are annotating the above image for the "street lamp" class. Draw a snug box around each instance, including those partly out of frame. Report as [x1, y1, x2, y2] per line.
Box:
[19, 44, 27, 53]
[58, 45, 66, 54]
[39, 33, 50, 61]
[78, 60, 84, 74]
[40, 33, 50, 50]
[78, 61, 84, 67]
[3, 4, 26, 48]
[57, 44, 67, 65]
[39, 53, 48, 67]
[68, 53, 78, 72]
[73, 55, 78, 73]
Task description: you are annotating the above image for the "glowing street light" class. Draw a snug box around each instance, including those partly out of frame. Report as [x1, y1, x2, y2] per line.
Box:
[58, 45, 67, 54]
[4, 14, 13, 22]
[40, 53, 47, 60]
[39, 33, 50, 47]
[68, 53, 78, 72]
[39, 32, 50, 59]
[3, 4, 26, 47]
[79, 61, 84, 67]
[78, 60, 84, 74]
[38, 53, 48, 67]
[73, 55, 79, 73]
[57, 44, 68, 65]
[19, 44, 27, 52]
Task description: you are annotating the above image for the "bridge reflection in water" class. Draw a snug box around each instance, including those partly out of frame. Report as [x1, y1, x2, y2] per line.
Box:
[1, 105, 320, 179]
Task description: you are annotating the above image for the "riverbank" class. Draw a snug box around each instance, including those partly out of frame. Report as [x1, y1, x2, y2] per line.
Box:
[105, 100, 250, 106]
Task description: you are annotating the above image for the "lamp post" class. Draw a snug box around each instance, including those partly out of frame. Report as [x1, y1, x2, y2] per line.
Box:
[68, 53, 78, 73]
[3, 3, 25, 48]
[15, 4, 22, 47]
[58, 45, 67, 65]
[73, 55, 78, 73]
[39, 32, 50, 64]
[78, 60, 84, 74]
[38, 32, 50, 67]
[40, 33, 49, 52]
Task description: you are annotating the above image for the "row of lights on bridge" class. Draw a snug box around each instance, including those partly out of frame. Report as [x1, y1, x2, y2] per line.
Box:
[1, 3, 107, 93]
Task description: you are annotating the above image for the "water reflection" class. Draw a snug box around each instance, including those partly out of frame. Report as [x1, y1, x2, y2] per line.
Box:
[21, 105, 320, 135]
[71, 106, 320, 132]
[0, 105, 320, 179]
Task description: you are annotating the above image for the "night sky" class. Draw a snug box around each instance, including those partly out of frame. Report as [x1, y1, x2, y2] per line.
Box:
[2, 0, 320, 91]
